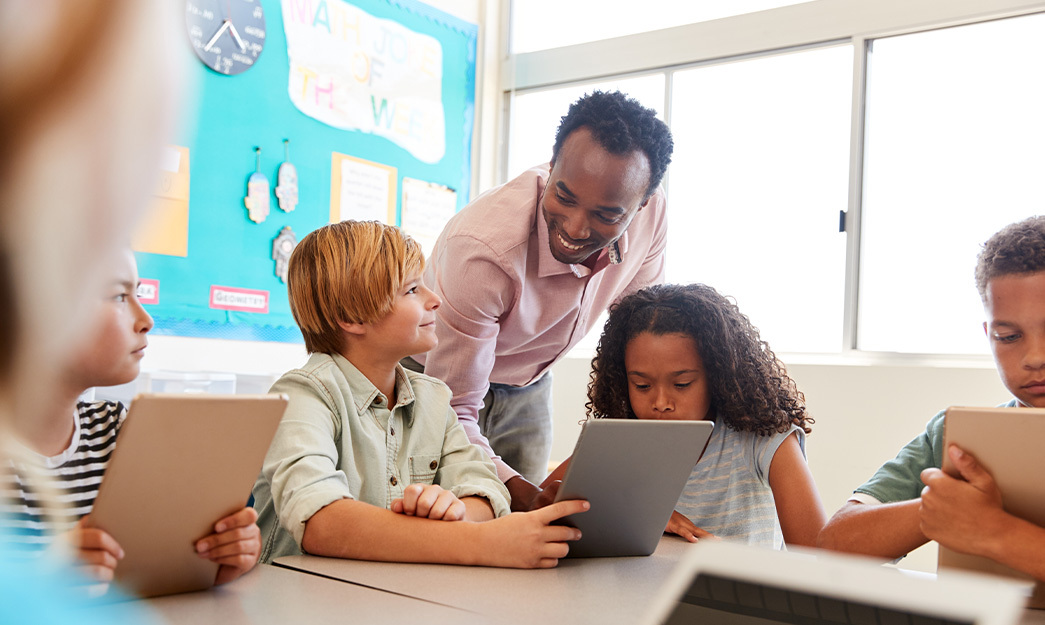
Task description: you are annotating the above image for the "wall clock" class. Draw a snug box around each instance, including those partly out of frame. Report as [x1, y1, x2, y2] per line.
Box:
[185, 0, 266, 75]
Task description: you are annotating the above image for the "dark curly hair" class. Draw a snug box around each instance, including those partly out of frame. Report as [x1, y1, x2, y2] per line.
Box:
[586, 283, 811, 436]
[551, 90, 673, 201]
[975, 215, 1045, 302]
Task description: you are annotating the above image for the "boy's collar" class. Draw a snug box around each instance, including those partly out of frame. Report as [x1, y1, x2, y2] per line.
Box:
[331, 353, 417, 426]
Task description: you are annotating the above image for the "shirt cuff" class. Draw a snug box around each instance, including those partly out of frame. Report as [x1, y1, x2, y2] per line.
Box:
[450, 484, 511, 519]
[493, 457, 520, 483]
[848, 491, 883, 505]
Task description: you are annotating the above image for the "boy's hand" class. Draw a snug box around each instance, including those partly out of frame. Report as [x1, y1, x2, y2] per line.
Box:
[195, 507, 261, 586]
[919, 444, 1006, 555]
[61, 517, 124, 586]
[477, 499, 589, 568]
[665, 510, 716, 543]
[391, 484, 466, 521]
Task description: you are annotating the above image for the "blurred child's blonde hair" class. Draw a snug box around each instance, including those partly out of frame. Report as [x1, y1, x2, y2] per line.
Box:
[288, 220, 424, 354]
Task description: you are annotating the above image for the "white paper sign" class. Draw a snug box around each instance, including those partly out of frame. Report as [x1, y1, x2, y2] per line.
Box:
[401, 177, 457, 258]
[340, 158, 393, 223]
[282, 0, 445, 163]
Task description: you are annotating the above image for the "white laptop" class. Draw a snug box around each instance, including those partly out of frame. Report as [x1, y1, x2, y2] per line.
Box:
[642, 540, 1027, 625]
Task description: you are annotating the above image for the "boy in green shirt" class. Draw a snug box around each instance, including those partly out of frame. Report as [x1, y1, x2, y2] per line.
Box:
[818, 215, 1045, 582]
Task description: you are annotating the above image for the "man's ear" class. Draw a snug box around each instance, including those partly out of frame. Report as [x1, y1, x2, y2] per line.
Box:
[339, 320, 366, 336]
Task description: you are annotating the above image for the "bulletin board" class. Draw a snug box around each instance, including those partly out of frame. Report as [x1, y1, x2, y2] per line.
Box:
[137, 0, 477, 343]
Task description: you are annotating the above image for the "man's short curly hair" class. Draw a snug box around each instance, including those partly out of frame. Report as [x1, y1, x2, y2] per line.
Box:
[586, 283, 811, 436]
[975, 215, 1045, 302]
[552, 90, 673, 201]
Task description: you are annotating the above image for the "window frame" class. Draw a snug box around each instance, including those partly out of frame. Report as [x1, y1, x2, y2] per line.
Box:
[496, 0, 1045, 363]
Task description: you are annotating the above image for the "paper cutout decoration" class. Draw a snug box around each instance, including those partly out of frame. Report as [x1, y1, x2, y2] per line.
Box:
[244, 147, 270, 223]
[133, 145, 190, 257]
[272, 226, 297, 283]
[400, 177, 457, 259]
[275, 139, 298, 213]
[329, 152, 397, 224]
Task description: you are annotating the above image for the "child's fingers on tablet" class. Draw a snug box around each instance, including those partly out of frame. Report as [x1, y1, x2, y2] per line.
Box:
[201, 539, 259, 562]
[197, 523, 260, 554]
[70, 527, 125, 560]
[78, 563, 116, 583]
[213, 506, 258, 533]
[534, 498, 590, 524]
[76, 546, 121, 572]
[542, 524, 582, 544]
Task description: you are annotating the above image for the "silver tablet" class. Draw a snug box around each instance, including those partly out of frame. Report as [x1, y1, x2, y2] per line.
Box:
[88, 393, 287, 598]
[554, 419, 714, 558]
[940, 405, 1045, 607]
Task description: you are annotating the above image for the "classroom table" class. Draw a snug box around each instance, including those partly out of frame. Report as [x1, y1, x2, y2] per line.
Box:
[273, 535, 696, 624]
[101, 538, 1045, 625]
[128, 562, 487, 625]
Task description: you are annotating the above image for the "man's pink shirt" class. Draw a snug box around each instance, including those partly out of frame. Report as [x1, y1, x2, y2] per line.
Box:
[415, 164, 668, 481]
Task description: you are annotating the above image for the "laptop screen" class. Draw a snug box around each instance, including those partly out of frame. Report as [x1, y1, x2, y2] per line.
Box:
[662, 572, 973, 625]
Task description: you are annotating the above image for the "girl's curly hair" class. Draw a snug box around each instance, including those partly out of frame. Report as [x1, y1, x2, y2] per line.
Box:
[586, 283, 811, 436]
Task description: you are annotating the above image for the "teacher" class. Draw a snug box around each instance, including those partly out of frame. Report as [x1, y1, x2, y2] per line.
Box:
[410, 90, 673, 510]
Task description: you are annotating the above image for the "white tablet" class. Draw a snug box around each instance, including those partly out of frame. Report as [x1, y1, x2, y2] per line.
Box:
[940, 405, 1045, 607]
[554, 419, 714, 558]
[88, 393, 287, 598]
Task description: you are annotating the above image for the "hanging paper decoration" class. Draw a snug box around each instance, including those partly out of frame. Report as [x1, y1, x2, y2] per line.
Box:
[272, 225, 297, 283]
[275, 139, 298, 213]
[244, 147, 270, 223]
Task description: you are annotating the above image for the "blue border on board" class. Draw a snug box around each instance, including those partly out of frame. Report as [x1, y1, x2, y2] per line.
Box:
[151, 317, 305, 343]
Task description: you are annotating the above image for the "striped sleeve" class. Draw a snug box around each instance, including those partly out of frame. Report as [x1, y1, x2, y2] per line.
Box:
[0, 401, 125, 555]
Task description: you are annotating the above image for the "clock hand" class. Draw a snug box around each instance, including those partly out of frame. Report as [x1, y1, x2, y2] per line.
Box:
[203, 19, 230, 52]
[227, 21, 248, 53]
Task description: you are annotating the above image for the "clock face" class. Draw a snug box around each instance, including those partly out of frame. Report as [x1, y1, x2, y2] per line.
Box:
[185, 0, 266, 75]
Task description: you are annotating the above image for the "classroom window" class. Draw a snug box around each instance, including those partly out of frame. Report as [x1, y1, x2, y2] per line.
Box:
[505, 75, 666, 181]
[667, 45, 853, 354]
[857, 13, 1045, 355]
[509, 0, 810, 54]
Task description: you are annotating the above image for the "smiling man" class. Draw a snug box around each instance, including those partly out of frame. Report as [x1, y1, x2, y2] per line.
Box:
[409, 91, 674, 510]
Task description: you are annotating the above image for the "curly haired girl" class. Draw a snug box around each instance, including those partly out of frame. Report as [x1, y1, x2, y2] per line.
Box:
[543, 283, 825, 548]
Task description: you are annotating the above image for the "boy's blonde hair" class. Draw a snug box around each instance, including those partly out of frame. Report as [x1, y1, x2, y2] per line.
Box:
[288, 220, 424, 354]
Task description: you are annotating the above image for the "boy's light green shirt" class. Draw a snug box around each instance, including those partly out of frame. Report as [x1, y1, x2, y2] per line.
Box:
[253, 352, 510, 562]
[853, 398, 1019, 504]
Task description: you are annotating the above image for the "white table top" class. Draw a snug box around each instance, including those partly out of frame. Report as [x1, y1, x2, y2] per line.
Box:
[128, 563, 487, 625]
[274, 535, 697, 624]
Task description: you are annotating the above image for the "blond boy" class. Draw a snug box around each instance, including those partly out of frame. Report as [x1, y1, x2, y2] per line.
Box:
[252, 221, 586, 567]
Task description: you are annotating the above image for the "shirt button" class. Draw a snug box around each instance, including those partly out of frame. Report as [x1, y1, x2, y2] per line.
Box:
[390, 476, 398, 486]
[429, 460, 438, 470]
[375, 396, 383, 404]
[390, 427, 395, 436]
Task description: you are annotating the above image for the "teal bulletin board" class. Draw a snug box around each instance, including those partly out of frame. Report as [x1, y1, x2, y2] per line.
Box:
[138, 0, 477, 342]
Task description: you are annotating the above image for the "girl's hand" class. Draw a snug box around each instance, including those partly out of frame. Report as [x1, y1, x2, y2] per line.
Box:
[665, 510, 715, 543]
[61, 517, 124, 585]
[391, 484, 466, 521]
[195, 507, 261, 586]
[476, 499, 589, 568]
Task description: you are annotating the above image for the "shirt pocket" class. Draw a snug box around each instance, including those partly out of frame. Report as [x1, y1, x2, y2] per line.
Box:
[409, 453, 441, 484]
